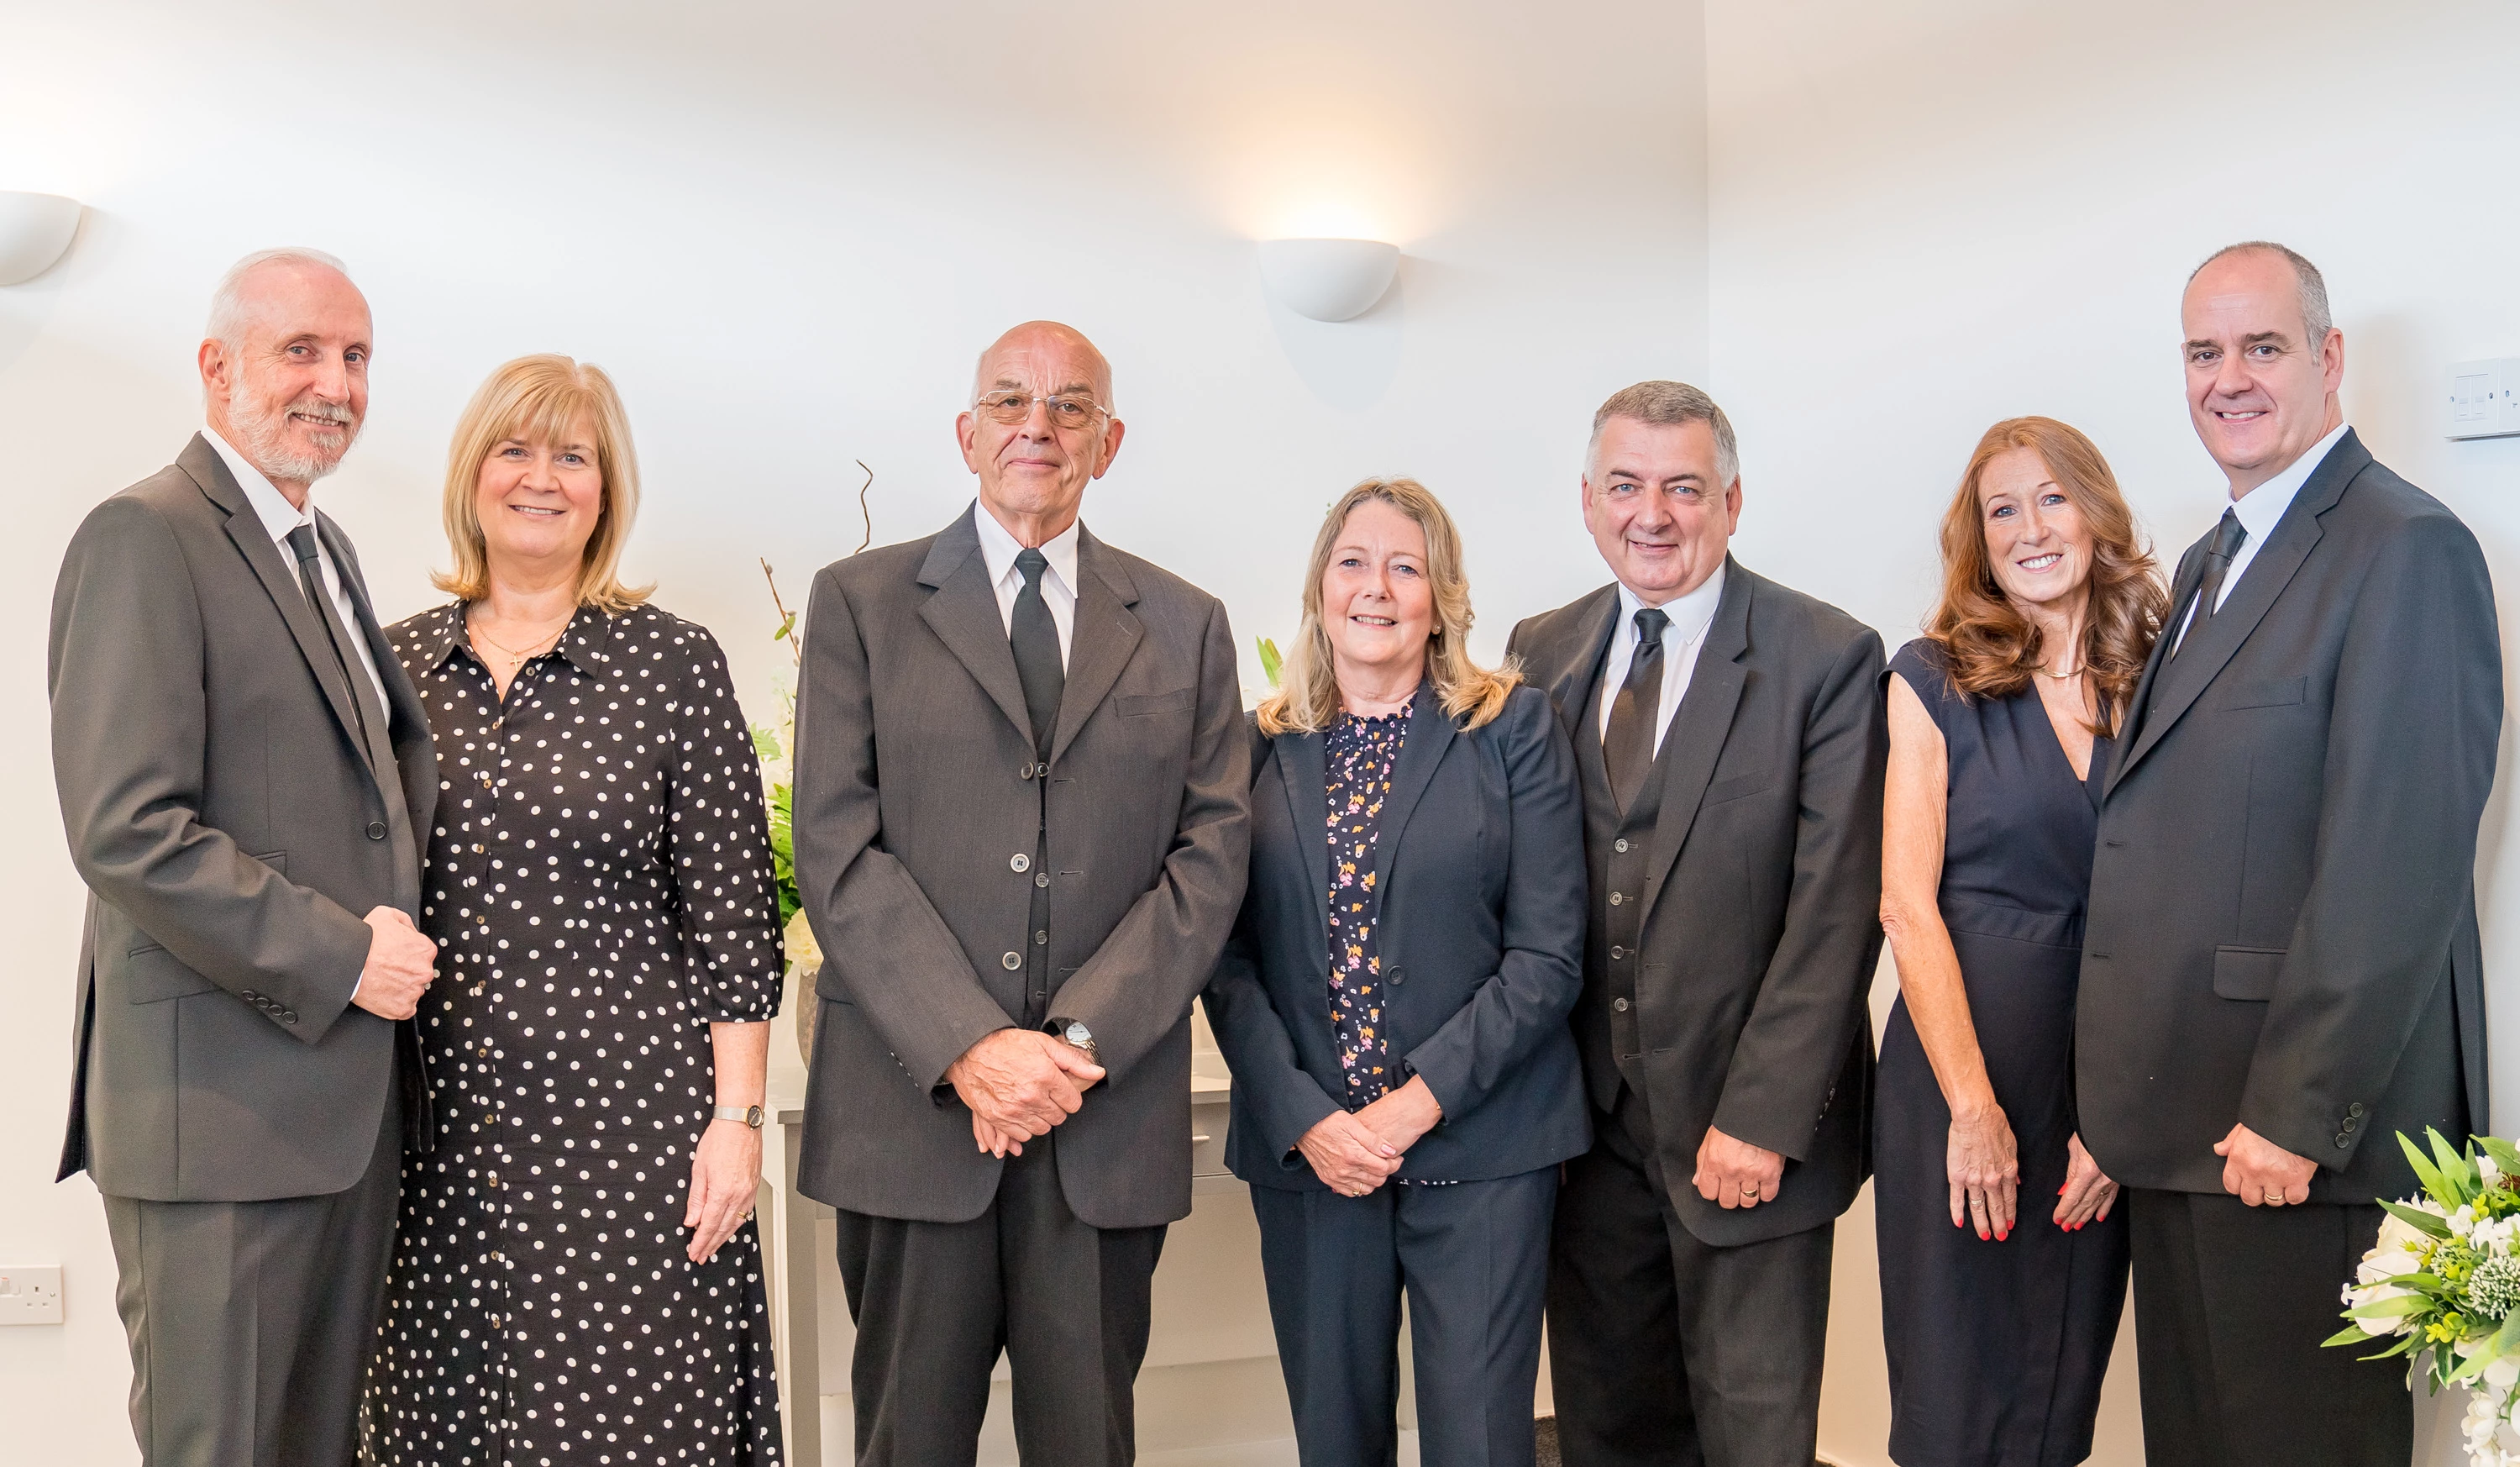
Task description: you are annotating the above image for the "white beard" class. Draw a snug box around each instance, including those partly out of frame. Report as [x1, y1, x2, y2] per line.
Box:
[230, 386, 360, 484]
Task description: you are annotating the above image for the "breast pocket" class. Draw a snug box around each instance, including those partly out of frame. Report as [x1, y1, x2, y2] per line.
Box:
[1703, 769, 1775, 807]
[1117, 688, 1196, 718]
[2214, 676, 2307, 711]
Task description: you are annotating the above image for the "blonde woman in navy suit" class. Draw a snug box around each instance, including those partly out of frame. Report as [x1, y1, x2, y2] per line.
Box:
[1202, 477, 1588, 1467]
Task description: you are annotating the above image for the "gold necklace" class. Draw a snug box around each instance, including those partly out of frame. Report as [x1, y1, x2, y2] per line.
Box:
[2037, 663, 2084, 680]
[470, 612, 572, 667]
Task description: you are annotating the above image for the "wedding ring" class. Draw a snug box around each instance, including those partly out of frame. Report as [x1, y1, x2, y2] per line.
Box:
[2263, 1189, 2283, 1206]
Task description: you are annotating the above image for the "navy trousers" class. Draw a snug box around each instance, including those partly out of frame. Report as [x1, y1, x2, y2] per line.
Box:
[1250, 1166, 1557, 1467]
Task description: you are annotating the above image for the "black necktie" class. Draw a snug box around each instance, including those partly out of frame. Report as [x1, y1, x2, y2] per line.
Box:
[2176, 509, 2249, 657]
[1011, 548, 1065, 760]
[1604, 607, 1670, 812]
[286, 523, 376, 747]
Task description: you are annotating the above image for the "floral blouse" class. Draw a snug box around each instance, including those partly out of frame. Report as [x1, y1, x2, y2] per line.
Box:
[1326, 703, 1410, 1108]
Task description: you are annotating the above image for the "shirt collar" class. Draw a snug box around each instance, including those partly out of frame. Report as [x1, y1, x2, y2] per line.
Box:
[202, 425, 314, 543]
[1616, 560, 1727, 647]
[414, 600, 614, 680]
[971, 500, 1081, 600]
[2229, 422, 2350, 546]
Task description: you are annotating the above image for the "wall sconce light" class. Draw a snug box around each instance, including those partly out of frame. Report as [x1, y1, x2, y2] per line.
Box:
[0, 192, 83, 286]
[1257, 238, 1399, 322]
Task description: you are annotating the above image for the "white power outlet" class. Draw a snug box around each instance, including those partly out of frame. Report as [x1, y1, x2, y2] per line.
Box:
[0, 1265, 63, 1325]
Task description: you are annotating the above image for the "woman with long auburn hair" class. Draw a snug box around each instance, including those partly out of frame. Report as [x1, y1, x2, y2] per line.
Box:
[1873, 418, 2166, 1467]
[1203, 477, 1588, 1467]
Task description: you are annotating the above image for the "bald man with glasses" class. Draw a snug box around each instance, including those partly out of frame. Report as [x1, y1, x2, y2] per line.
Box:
[792, 322, 1250, 1465]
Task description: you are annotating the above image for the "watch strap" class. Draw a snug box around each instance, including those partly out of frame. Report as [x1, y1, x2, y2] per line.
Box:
[713, 1103, 765, 1128]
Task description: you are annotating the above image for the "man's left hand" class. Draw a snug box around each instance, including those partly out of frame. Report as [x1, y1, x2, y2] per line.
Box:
[2216, 1123, 2316, 1207]
[1695, 1126, 1785, 1210]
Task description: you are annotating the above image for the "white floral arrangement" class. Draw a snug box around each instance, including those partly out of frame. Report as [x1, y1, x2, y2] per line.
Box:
[2333, 1130, 2520, 1465]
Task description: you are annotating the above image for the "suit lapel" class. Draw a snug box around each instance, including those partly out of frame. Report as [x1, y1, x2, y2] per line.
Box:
[186, 437, 376, 776]
[916, 507, 1035, 746]
[2104, 539, 2205, 796]
[2111, 434, 2366, 789]
[1368, 682, 1455, 908]
[1276, 730, 1332, 937]
[1640, 563, 1754, 923]
[1049, 530, 1144, 766]
[1541, 586, 1623, 751]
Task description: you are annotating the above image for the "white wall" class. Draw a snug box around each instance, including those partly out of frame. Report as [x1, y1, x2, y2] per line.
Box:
[1701, 3, 2520, 1463]
[0, 3, 1708, 1463]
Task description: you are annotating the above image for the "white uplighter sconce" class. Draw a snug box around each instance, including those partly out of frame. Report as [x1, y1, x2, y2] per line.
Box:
[1257, 237, 1399, 322]
[0, 192, 82, 285]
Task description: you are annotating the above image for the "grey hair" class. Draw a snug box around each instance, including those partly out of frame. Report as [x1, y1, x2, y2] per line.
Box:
[1588, 380, 1740, 486]
[205, 247, 353, 344]
[2190, 240, 2333, 344]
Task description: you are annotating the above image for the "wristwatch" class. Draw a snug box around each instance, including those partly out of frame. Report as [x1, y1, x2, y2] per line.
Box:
[1047, 1017, 1098, 1063]
[712, 1103, 765, 1129]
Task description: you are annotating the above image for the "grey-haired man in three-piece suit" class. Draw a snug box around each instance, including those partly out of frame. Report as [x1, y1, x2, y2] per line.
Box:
[50, 248, 440, 1466]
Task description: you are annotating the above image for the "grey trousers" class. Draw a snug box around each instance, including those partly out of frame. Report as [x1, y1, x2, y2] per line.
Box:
[1546, 1093, 1833, 1467]
[834, 1133, 1168, 1467]
[100, 1081, 401, 1467]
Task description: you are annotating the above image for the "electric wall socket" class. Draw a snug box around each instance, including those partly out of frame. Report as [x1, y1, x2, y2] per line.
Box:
[0, 1265, 63, 1325]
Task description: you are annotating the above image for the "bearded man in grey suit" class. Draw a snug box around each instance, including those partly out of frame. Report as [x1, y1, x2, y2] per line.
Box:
[50, 248, 440, 1466]
[793, 320, 1250, 1465]
[2079, 242, 2501, 1467]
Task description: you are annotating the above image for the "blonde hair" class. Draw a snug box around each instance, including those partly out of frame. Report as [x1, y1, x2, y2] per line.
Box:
[1257, 477, 1519, 736]
[433, 354, 652, 612]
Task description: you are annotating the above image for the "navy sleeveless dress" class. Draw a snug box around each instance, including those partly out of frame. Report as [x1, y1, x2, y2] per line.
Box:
[1875, 639, 2130, 1467]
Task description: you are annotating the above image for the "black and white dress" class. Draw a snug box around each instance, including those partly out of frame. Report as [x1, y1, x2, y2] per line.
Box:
[366, 602, 785, 1466]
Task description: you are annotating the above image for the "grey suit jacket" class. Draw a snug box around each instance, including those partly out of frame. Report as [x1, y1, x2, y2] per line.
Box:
[1509, 560, 1887, 1246]
[2079, 431, 2500, 1200]
[792, 504, 1251, 1230]
[51, 434, 437, 1201]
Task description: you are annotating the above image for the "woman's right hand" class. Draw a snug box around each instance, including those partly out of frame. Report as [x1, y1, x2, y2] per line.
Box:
[1298, 1110, 1404, 1198]
[1946, 1098, 2019, 1240]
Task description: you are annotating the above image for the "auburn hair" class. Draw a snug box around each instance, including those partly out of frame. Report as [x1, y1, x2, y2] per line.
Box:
[1927, 417, 2165, 733]
[1257, 477, 1519, 735]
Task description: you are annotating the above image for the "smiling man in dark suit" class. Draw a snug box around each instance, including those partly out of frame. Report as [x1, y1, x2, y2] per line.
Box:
[2077, 243, 2501, 1467]
[1511, 381, 1887, 1467]
[50, 248, 440, 1467]
[792, 321, 1250, 1465]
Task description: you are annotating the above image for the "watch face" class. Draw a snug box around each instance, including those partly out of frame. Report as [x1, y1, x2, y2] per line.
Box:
[1064, 1022, 1094, 1048]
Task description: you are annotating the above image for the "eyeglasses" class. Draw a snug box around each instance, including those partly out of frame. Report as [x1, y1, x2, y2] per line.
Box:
[971, 391, 1113, 431]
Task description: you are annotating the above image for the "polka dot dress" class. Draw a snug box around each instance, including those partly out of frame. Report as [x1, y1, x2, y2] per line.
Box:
[366, 602, 785, 1466]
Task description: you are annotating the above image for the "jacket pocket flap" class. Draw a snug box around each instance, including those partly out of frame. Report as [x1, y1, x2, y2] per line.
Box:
[2215, 676, 2307, 711]
[1118, 688, 1196, 717]
[1703, 770, 1774, 806]
[124, 946, 222, 1005]
[2213, 945, 2286, 1001]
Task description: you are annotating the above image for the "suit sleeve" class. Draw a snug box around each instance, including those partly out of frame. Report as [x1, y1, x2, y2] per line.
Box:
[792, 565, 1021, 1090]
[1200, 844, 1343, 1167]
[1710, 627, 1888, 1159]
[1042, 597, 1253, 1086]
[1400, 691, 1588, 1122]
[2241, 512, 2502, 1167]
[49, 496, 372, 1042]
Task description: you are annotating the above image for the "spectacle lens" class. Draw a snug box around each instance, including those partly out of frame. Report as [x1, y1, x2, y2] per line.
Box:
[975, 392, 1109, 430]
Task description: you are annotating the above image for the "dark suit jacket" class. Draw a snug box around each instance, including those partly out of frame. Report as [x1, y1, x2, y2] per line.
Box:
[50, 434, 436, 1201]
[1201, 682, 1590, 1189]
[792, 504, 1251, 1230]
[1509, 559, 1887, 1246]
[2079, 431, 2499, 1201]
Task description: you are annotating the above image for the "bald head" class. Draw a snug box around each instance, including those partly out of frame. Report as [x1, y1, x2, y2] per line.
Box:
[957, 320, 1126, 547]
[198, 247, 373, 501]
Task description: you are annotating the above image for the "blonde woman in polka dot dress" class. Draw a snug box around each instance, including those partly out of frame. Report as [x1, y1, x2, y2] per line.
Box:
[365, 355, 785, 1465]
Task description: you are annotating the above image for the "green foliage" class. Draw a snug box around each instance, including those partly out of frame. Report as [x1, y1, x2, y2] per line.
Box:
[1256, 636, 1284, 687]
[2328, 1128, 2520, 1402]
[765, 778, 798, 925]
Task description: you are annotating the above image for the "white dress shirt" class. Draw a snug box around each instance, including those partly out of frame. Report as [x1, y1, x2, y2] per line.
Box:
[2171, 422, 2351, 651]
[971, 501, 1079, 670]
[205, 427, 387, 706]
[1595, 562, 1727, 757]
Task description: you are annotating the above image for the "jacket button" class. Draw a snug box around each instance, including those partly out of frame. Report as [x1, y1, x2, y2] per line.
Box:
[1011, 853, 1032, 873]
[1609, 891, 1625, 906]
[1034, 873, 1050, 888]
[2348, 1102, 2366, 1117]
[1034, 930, 1049, 945]
[1001, 952, 1022, 970]
[1614, 839, 1630, 853]
[1020, 762, 1037, 780]
[1609, 946, 1626, 960]
[366, 822, 387, 839]
[1613, 997, 1630, 1012]
[241, 990, 258, 1001]
[2341, 1117, 2357, 1133]
[282, 1012, 297, 1024]
[1389, 968, 1406, 986]
[2336, 1136, 2353, 1149]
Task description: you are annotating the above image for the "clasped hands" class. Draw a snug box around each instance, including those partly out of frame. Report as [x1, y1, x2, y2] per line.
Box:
[948, 1028, 1107, 1158]
[1296, 1078, 1445, 1197]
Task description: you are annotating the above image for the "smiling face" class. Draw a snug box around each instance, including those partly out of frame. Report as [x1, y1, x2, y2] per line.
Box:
[200, 260, 372, 492]
[956, 322, 1125, 543]
[1582, 416, 1740, 605]
[2181, 248, 2344, 494]
[1976, 446, 2093, 616]
[1319, 497, 1436, 689]
[474, 413, 606, 576]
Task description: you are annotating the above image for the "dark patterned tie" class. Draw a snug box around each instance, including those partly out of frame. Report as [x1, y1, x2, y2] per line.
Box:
[1604, 607, 1670, 812]
[1011, 548, 1064, 759]
[2176, 509, 2249, 657]
[286, 523, 374, 747]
